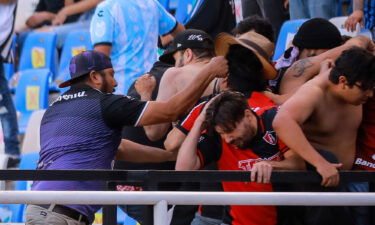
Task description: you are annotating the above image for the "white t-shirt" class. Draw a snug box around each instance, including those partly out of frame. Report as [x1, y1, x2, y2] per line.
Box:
[0, 2, 16, 61]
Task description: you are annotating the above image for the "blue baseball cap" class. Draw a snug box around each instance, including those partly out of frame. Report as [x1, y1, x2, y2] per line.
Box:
[59, 50, 113, 88]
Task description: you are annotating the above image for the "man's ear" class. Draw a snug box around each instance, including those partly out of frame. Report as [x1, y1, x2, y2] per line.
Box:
[244, 109, 253, 120]
[185, 48, 194, 63]
[88, 70, 102, 86]
[338, 75, 347, 89]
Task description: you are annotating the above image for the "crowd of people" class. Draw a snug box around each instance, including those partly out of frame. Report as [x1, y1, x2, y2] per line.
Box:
[1, 0, 375, 225]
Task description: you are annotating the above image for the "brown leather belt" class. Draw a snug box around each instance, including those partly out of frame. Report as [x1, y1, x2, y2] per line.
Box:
[36, 204, 90, 224]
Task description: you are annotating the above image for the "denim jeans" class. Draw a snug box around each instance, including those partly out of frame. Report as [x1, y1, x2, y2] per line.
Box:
[346, 182, 371, 225]
[0, 58, 20, 156]
[289, 0, 337, 19]
[191, 212, 223, 225]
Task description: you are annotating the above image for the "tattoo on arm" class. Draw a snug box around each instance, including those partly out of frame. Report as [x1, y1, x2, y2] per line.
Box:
[290, 58, 314, 78]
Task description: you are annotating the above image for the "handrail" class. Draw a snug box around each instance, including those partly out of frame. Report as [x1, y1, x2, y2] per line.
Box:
[0, 170, 374, 183]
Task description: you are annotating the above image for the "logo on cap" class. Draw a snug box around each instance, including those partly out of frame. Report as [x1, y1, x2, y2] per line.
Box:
[188, 34, 203, 41]
[177, 43, 182, 47]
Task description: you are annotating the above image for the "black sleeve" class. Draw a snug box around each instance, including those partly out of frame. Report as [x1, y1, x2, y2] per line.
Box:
[101, 94, 148, 129]
[35, 0, 47, 12]
[197, 132, 222, 167]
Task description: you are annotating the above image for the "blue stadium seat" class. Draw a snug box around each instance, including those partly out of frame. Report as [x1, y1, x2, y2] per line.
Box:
[12, 152, 40, 222]
[18, 32, 57, 79]
[54, 30, 92, 93]
[272, 19, 308, 61]
[14, 69, 50, 134]
[175, 0, 197, 24]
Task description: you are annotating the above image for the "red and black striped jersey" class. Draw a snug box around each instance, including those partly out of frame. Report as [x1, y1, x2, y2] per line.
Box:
[197, 107, 288, 225]
[355, 97, 375, 171]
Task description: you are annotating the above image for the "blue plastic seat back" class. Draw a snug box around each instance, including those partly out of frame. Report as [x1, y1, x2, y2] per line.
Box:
[55, 30, 92, 92]
[14, 69, 50, 134]
[273, 19, 308, 61]
[175, 0, 197, 24]
[12, 152, 40, 222]
[18, 32, 57, 76]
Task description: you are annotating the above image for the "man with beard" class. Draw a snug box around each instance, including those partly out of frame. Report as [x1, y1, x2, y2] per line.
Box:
[25, 50, 228, 225]
[141, 29, 217, 141]
[176, 91, 304, 225]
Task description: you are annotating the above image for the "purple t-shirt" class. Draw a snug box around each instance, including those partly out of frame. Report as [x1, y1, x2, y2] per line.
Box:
[32, 84, 148, 222]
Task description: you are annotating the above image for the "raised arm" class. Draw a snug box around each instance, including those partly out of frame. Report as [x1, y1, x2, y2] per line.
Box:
[52, 0, 102, 25]
[273, 82, 342, 187]
[116, 139, 176, 162]
[175, 111, 205, 170]
[141, 68, 179, 141]
[280, 35, 373, 95]
[137, 56, 228, 126]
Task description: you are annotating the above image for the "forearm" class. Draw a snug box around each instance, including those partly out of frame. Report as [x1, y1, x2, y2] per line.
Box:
[60, 0, 102, 16]
[281, 40, 367, 95]
[268, 151, 306, 170]
[144, 123, 170, 141]
[175, 119, 203, 170]
[273, 114, 329, 168]
[116, 139, 175, 162]
[353, 0, 364, 11]
[166, 67, 216, 120]
[164, 127, 186, 152]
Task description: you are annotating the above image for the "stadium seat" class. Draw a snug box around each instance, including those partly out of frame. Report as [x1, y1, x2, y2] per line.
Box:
[272, 19, 307, 61]
[14, 69, 50, 134]
[18, 32, 57, 79]
[329, 16, 359, 37]
[12, 152, 40, 222]
[54, 30, 92, 93]
[21, 110, 45, 155]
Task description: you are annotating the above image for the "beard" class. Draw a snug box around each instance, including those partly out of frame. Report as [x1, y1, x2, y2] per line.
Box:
[231, 123, 257, 149]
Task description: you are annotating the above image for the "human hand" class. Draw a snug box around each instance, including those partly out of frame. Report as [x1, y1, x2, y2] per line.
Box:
[26, 12, 55, 28]
[344, 10, 364, 32]
[52, 9, 68, 26]
[284, 0, 289, 9]
[206, 56, 228, 78]
[346, 35, 374, 52]
[316, 162, 342, 187]
[250, 161, 273, 184]
[135, 74, 156, 100]
[319, 59, 334, 73]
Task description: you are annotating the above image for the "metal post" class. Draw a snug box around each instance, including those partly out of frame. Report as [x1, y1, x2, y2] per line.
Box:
[103, 182, 117, 225]
[154, 200, 168, 225]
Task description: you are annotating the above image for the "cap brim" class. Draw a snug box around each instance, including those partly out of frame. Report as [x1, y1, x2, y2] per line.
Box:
[58, 80, 71, 88]
[215, 33, 277, 80]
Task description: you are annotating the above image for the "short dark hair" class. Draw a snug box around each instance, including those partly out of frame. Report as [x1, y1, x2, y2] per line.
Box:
[204, 91, 249, 133]
[232, 15, 274, 43]
[70, 70, 106, 86]
[191, 48, 215, 60]
[226, 44, 267, 94]
[329, 47, 375, 90]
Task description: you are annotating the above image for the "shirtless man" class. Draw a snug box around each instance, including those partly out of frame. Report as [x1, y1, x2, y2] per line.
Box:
[141, 29, 216, 141]
[267, 35, 374, 105]
[273, 47, 375, 187]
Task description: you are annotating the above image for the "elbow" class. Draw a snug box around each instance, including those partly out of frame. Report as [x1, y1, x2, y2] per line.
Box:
[145, 130, 163, 142]
[164, 138, 178, 152]
[272, 113, 286, 133]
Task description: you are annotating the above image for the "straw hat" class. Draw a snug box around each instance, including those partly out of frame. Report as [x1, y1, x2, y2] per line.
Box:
[215, 31, 277, 80]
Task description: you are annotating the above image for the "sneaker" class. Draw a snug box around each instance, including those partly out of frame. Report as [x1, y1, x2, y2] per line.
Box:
[7, 157, 20, 168]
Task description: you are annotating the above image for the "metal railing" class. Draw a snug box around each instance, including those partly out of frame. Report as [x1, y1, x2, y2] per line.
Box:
[0, 170, 374, 225]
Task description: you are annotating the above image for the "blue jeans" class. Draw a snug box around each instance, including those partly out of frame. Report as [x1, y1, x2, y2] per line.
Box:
[346, 182, 371, 225]
[289, 0, 337, 19]
[0, 59, 20, 156]
[191, 212, 223, 225]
